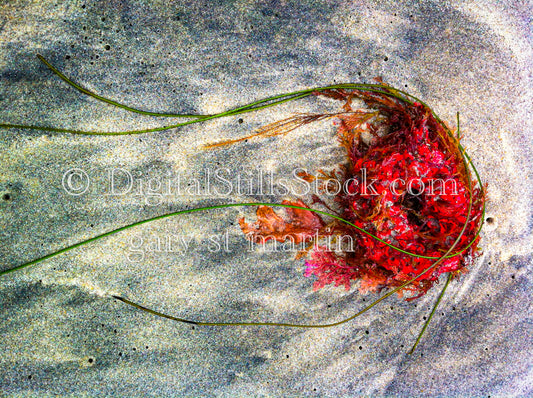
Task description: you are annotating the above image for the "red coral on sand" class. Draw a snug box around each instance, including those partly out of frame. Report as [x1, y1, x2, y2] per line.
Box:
[240, 88, 484, 298]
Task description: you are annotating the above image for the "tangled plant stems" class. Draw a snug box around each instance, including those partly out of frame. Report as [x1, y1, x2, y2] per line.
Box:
[0, 55, 485, 354]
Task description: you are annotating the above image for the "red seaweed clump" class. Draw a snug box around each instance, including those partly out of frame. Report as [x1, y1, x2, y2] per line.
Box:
[240, 88, 484, 298]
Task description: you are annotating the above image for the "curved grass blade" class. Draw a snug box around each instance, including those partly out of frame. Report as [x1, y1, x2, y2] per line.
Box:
[111, 182, 472, 329]
[110, 112, 479, 347]
[0, 183, 473, 332]
[1, 63, 419, 136]
[0, 198, 479, 279]
[407, 272, 453, 355]
[36, 54, 207, 118]
[0, 63, 485, 351]
[109, 140, 475, 338]
[0, 76, 486, 246]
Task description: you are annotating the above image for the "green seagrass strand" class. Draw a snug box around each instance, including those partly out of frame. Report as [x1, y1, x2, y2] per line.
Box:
[0, 199, 471, 279]
[1, 55, 420, 137]
[0, 56, 486, 235]
[112, 185, 472, 329]
[36, 54, 207, 118]
[406, 111, 480, 353]
[0, 86, 484, 272]
[110, 105, 479, 344]
[111, 120, 475, 333]
[408, 272, 453, 355]
[0, 57, 484, 352]
[0, 191, 473, 329]
[0, 70, 486, 251]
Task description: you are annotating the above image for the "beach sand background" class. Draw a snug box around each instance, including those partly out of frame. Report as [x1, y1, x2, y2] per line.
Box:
[0, 1, 531, 397]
